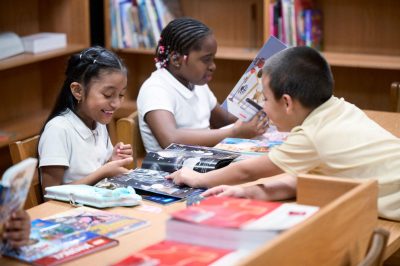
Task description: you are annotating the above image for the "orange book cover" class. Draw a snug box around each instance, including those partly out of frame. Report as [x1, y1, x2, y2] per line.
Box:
[112, 240, 233, 266]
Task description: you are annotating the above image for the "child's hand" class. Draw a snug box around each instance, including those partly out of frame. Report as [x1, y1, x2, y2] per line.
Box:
[102, 157, 133, 177]
[232, 111, 269, 139]
[201, 185, 246, 198]
[166, 168, 203, 188]
[3, 210, 31, 248]
[111, 142, 133, 161]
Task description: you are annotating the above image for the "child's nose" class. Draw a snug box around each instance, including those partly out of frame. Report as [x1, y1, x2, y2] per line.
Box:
[209, 62, 216, 72]
[110, 97, 122, 109]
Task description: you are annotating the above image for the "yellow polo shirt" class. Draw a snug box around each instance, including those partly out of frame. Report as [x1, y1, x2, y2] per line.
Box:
[269, 96, 400, 221]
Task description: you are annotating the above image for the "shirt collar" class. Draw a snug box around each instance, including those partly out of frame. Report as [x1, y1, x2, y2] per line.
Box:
[157, 68, 196, 99]
[64, 109, 100, 140]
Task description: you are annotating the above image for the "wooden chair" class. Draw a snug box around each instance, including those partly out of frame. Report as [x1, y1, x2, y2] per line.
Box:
[8, 135, 43, 209]
[363, 110, 400, 138]
[390, 82, 400, 113]
[116, 111, 146, 169]
[358, 228, 390, 266]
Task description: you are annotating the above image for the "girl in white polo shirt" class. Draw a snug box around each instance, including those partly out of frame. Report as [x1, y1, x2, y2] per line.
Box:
[137, 18, 269, 152]
[39, 47, 133, 189]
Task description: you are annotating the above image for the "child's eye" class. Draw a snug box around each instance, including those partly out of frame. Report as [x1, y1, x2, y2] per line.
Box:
[119, 94, 125, 99]
[103, 93, 112, 98]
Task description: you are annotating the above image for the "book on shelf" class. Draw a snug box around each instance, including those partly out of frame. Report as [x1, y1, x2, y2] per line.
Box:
[3, 219, 118, 266]
[96, 143, 240, 199]
[0, 158, 37, 236]
[21, 32, 67, 54]
[166, 196, 319, 250]
[111, 240, 249, 266]
[44, 206, 149, 238]
[221, 36, 287, 122]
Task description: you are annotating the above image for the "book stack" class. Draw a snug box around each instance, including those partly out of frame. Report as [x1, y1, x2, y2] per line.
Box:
[112, 196, 319, 265]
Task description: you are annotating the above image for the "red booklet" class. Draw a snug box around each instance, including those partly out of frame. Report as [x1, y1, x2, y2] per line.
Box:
[112, 240, 237, 266]
[167, 196, 319, 250]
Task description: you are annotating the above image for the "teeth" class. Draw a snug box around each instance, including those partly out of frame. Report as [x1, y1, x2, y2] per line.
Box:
[103, 110, 114, 114]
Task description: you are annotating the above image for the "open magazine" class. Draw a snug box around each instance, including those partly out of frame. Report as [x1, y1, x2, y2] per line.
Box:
[221, 36, 287, 122]
[96, 144, 240, 199]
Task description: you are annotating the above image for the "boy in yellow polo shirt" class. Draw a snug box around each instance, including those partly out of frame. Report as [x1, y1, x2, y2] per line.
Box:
[167, 46, 400, 221]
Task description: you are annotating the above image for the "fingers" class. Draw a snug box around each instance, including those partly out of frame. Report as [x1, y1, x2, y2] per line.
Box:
[201, 185, 229, 197]
[3, 210, 31, 248]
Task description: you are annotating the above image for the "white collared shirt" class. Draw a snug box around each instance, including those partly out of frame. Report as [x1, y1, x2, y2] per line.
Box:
[39, 109, 113, 183]
[137, 68, 217, 152]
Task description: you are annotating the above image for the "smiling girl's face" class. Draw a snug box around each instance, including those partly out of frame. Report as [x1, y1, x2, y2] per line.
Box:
[75, 70, 127, 128]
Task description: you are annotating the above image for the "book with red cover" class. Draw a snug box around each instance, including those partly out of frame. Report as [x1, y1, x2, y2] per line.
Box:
[167, 196, 319, 250]
[111, 240, 247, 266]
[3, 219, 118, 266]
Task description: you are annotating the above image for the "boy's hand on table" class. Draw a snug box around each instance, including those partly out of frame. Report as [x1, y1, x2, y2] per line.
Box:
[201, 185, 247, 198]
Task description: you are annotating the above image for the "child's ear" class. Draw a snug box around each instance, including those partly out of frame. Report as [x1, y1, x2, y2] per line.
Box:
[70, 82, 83, 102]
[170, 52, 182, 68]
[282, 94, 294, 113]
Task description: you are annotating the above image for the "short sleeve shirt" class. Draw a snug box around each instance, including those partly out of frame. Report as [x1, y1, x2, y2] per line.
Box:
[39, 109, 113, 184]
[268, 96, 400, 220]
[137, 68, 218, 152]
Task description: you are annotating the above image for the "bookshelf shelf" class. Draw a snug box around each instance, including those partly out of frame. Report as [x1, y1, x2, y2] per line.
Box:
[0, 0, 90, 173]
[0, 44, 87, 71]
[323, 52, 400, 70]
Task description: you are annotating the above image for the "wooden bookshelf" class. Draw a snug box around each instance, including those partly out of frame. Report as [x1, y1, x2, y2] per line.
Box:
[104, 0, 400, 112]
[0, 0, 90, 174]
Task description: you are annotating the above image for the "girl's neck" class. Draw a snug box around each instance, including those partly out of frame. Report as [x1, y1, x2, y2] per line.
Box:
[166, 67, 194, 91]
[74, 109, 96, 130]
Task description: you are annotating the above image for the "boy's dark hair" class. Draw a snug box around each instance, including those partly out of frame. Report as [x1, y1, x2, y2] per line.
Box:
[42, 46, 127, 130]
[155, 17, 212, 68]
[263, 46, 334, 109]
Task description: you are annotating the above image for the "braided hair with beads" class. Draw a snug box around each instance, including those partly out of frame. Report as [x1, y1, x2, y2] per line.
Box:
[155, 17, 212, 68]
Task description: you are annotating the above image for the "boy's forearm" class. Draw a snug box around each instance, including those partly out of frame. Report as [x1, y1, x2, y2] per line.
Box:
[243, 174, 297, 201]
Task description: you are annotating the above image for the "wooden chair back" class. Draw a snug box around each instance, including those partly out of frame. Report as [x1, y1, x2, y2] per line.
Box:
[358, 228, 390, 266]
[390, 81, 400, 112]
[8, 135, 43, 209]
[364, 110, 400, 138]
[116, 111, 146, 169]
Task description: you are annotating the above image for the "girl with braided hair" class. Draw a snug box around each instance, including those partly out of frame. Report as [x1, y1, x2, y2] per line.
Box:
[39, 46, 133, 189]
[137, 17, 268, 152]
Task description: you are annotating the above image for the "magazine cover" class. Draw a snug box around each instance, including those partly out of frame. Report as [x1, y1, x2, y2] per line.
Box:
[3, 219, 118, 266]
[105, 168, 205, 199]
[221, 36, 287, 122]
[215, 137, 284, 156]
[141, 143, 240, 173]
[44, 206, 149, 238]
[0, 158, 37, 228]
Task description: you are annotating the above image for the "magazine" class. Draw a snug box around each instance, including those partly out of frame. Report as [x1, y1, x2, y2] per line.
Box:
[0, 158, 37, 229]
[3, 219, 118, 266]
[221, 36, 287, 122]
[215, 137, 284, 156]
[96, 143, 240, 200]
[44, 206, 149, 238]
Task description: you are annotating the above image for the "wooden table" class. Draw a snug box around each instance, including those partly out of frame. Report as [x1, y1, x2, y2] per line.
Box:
[0, 200, 186, 266]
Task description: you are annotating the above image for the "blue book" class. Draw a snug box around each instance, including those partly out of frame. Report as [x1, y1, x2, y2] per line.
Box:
[221, 36, 287, 122]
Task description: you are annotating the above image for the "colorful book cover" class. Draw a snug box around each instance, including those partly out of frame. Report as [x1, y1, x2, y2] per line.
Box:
[3, 219, 118, 266]
[0, 158, 37, 232]
[44, 206, 149, 238]
[221, 37, 287, 122]
[111, 240, 235, 266]
[171, 196, 319, 230]
[215, 137, 284, 156]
